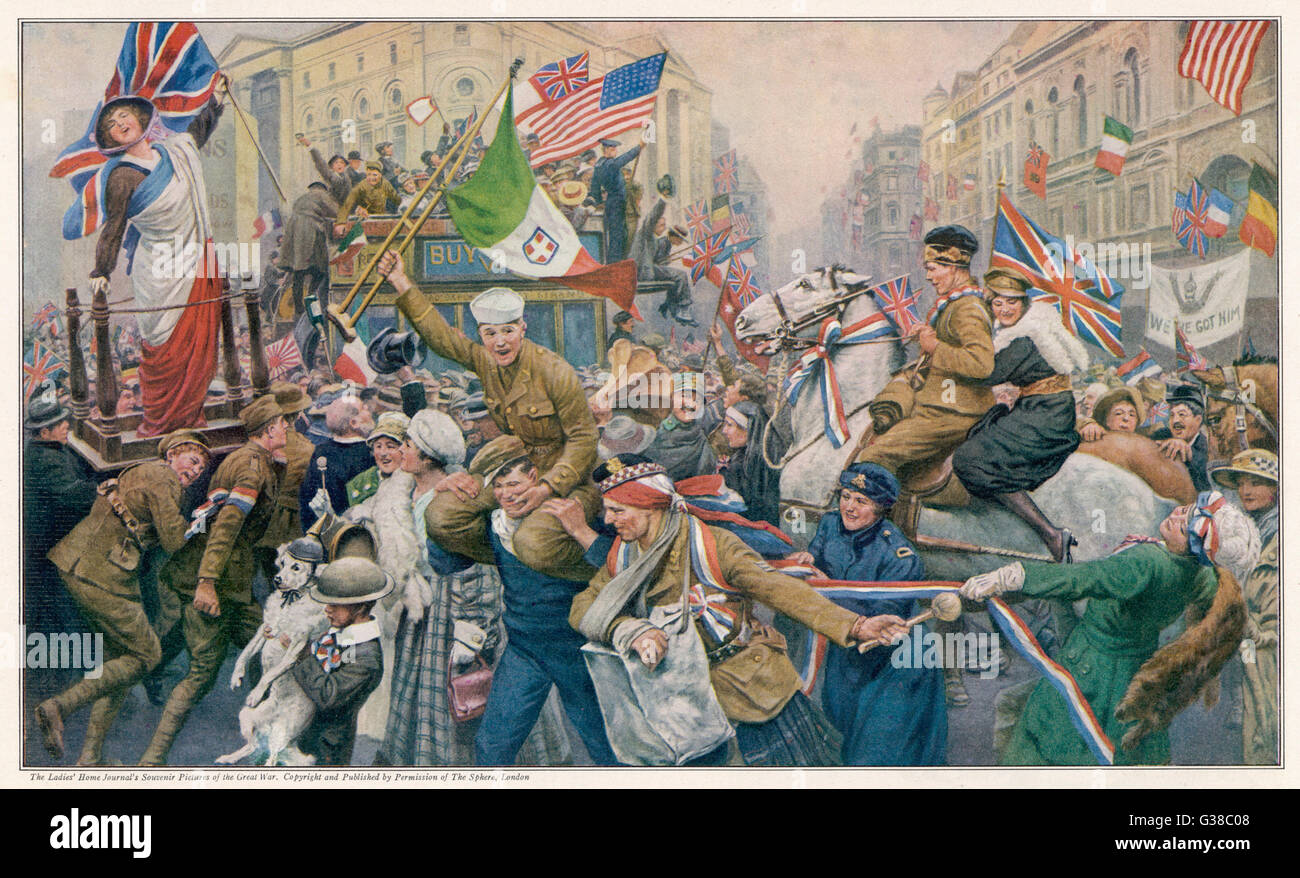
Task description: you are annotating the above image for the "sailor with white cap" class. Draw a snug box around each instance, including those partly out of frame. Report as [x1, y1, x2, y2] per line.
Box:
[376, 248, 602, 582]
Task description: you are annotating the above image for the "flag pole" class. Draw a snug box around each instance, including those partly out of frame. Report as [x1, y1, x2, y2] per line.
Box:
[223, 75, 289, 205]
[327, 59, 525, 339]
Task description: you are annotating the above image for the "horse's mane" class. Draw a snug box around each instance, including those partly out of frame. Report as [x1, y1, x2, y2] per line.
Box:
[1232, 352, 1277, 367]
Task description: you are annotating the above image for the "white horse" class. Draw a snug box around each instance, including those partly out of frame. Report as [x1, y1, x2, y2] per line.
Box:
[735, 266, 1178, 575]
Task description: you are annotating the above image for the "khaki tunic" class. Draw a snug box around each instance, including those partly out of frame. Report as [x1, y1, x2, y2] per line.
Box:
[858, 292, 994, 472]
[1241, 536, 1278, 764]
[396, 286, 598, 497]
[48, 460, 190, 597]
[569, 520, 859, 724]
[257, 429, 314, 550]
[161, 442, 282, 603]
[337, 179, 398, 223]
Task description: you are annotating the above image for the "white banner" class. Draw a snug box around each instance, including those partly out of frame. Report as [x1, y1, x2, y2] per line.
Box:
[1145, 248, 1251, 348]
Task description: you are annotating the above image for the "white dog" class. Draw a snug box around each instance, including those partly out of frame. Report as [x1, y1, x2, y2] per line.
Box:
[215, 539, 330, 766]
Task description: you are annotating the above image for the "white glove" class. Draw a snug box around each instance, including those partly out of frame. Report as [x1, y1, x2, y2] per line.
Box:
[308, 487, 334, 519]
[451, 620, 487, 668]
[88, 276, 110, 297]
[959, 562, 1026, 600]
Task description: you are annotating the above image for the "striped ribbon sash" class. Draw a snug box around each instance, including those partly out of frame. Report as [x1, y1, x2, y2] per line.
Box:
[781, 314, 893, 448]
[767, 560, 1116, 765]
[183, 485, 260, 540]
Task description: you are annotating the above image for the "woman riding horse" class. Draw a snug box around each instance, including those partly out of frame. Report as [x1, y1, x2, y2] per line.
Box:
[951, 267, 1089, 562]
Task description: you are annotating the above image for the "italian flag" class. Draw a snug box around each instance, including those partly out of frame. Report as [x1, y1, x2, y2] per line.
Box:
[331, 221, 367, 265]
[446, 85, 640, 317]
[1238, 162, 1277, 257]
[1094, 116, 1134, 175]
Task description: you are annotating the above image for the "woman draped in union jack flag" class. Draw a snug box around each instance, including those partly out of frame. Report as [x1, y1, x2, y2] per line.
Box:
[85, 78, 228, 437]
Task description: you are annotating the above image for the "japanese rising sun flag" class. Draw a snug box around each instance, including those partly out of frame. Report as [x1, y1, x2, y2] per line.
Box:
[446, 84, 638, 317]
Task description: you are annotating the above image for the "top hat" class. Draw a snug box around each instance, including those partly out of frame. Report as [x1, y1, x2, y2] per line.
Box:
[366, 327, 427, 375]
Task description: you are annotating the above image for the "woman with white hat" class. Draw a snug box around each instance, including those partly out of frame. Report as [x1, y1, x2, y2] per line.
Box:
[1212, 448, 1278, 764]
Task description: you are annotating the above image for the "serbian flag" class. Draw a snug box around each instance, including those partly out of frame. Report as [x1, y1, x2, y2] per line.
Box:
[1094, 116, 1133, 175]
[447, 84, 638, 318]
[1238, 162, 1277, 257]
[1024, 142, 1049, 199]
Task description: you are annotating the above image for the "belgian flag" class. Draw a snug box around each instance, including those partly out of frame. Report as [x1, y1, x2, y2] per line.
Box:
[1238, 162, 1277, 257]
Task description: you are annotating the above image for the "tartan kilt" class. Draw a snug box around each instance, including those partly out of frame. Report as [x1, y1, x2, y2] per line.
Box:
[733, 691, 843, 767]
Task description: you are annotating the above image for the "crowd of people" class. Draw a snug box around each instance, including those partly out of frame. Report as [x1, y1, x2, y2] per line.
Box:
[23, 215, 1279, 770]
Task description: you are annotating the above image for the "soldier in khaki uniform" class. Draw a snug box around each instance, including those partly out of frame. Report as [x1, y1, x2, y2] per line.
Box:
[36, 430, 211, 765]
[335, 161, 398, 228]
[857, 225, 994, 476]
[377, 249, 601, 581]
[255, 381, 315, 558]
[569, 455, 904, 766]
[141, 396, 288, 765]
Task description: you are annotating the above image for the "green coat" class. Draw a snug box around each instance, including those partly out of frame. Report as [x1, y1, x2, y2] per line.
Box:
[48, 460, 190, 599]
[345, 466, 380, 507]
[161, 442, 282, 603]
[1002, 543, 1218, 766]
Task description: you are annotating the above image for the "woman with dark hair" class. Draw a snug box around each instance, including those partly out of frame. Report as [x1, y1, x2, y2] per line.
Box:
[952, 267, 1090, 562]
[718, 400, 780, 527]
[787, 462, 946, 765]
[86, 81, 228, 437]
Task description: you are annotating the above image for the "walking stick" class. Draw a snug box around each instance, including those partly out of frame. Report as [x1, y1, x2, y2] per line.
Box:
[326, 59, 525, 342]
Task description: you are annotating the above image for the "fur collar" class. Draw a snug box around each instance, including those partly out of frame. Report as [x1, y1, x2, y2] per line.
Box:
[993, 300, 1090, 376]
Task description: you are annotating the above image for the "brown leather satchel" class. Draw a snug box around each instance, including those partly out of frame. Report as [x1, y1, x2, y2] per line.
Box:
[448, 657, 493, 723]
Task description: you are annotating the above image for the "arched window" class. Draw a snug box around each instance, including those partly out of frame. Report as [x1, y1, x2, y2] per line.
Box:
[358, 96, 370, 118]
[1074, 75, 1087, 149]
[1047, 87, 1059, 154]
[456, 77, 475, 98]
[330, 104, 341, 123]
[1125, 48, 1141, 124]
[389, 87, 403, 111]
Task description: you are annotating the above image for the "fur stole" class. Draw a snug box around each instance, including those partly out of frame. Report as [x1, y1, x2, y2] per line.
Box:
[369, 470, 427, 594]
[1114, 564, 1246, 752]
[993, 300, 1090, 376]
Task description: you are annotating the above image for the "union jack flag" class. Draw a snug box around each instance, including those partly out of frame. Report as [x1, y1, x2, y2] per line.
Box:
[453, 107, 479, 141]
[529, 52, 590, 102]
[869, 275, 922, 336]
[725, 258, 761, 308]
[1176, 325, 1209, 371]
[32, 302, 59, 331]
[50, 22, 222, 240]
[688, 229, 729, 284]
[24, 340, 67, 402]
[1142, 400, 1170, 429]
[713, 149, 738, 194]
[685, 199, 710, 241]
[265, 334, 304, 380]
[718, 257, 769, 370]
[1173, 179, 1234, 258]
[991, 192, 1126, 356]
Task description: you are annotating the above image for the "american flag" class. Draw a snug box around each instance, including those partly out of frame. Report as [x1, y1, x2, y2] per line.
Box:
[529, 52, 589, 102]
[688, 230, 729, 284]
[518, 52, 666, 168]
[714, 149, 738, 194]
[992, 192, 1126, 357]
[870, 276, 922, 336]
[732, 201, 751, 238]
[24, 340, 67, 402]
[1176, 325, 1209, 371]
[685, 199, 711, 241]
[50, 22, 222, 240]
[1178, 21, 1270, 116]
[265, 333, 304, 379]
[1173, 179, 1234, 258]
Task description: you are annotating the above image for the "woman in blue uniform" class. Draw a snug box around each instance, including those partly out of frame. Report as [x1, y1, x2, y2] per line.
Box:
[787, 462, 947, 765]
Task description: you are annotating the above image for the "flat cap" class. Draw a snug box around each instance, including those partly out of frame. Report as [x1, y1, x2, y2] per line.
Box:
[157, 428, 210, 456]
[239, 395, 284, 433]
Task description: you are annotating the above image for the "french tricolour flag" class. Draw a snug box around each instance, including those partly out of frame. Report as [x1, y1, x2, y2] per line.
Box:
[252, 208, 282, 240]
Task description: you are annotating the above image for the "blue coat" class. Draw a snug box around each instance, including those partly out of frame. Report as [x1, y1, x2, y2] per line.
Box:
[807, 512, 947, 765]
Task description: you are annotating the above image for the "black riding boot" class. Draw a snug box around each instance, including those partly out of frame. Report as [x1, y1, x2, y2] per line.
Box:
[995, 491, 1076, 563]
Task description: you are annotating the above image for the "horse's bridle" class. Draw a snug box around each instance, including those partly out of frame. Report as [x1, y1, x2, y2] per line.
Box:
[1203, 365, 1277, 451]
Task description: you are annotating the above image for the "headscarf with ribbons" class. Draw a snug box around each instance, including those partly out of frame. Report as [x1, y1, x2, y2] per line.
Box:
[781, 314, 893, 447]
[1187, 490, 1227, 568]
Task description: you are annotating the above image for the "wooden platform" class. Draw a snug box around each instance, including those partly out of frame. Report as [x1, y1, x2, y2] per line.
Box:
[70, 400, 249, 472]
